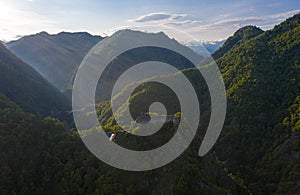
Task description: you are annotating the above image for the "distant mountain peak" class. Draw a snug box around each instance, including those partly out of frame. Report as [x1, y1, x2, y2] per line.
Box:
[56, 31, 102, 38]
[103, 29, 200, 60]
[112, 29, 171, 40]
[37, 31, 50, 36]
[186, 40, 225, 57]
[107, 29, 198, 58]
[32, 31, 103, 39]
[115, 29, 165, 35]
[6, 31, 103, 90]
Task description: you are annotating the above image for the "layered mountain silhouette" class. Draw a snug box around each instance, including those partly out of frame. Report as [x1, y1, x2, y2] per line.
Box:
[6, 30, 206, 101]
[0, 13, 299, 194]
[95, 14, 300, 194]
[187, 40, 225, 57]
[6, 32, 103, 91]
[0, 43, 69, 117]
[0, 32, 243, 194]
[82, 29, 204, 101]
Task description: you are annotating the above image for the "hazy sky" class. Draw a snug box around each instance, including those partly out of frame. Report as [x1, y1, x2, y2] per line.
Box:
[0, 0, 299, 42]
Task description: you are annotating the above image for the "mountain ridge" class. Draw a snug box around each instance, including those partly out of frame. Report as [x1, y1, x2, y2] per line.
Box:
[0, 42, 70, 117]
[0, 14, 299, 194]
[213, 14, 300, 194]
[94, 14, 300, 194]
[6, 31, 103, 91]
[213, 25, 264, 59]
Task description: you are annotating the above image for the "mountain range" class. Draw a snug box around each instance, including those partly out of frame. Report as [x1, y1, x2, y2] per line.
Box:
[5, 31, 222, 95]
[0, 13, 299, 194]
[0, 43, 69, 118]
[93, 14, 300, 194]
[186, 40, 225, 57]
[6, 32, 103, 91]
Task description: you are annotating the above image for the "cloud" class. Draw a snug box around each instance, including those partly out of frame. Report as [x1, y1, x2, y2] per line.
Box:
[164, 20, 202, 27]
[127, 9, 300, 41]
[129, 8, 300, 31]
[129, 12, 202, 29]
[271, 9, 300, 20]
[203, 17, 264, 30]
[197, 9, 300, 34]
[129, 12, 186, 23]
[188, 9, 300, 37]
[13, 35, 25, 39]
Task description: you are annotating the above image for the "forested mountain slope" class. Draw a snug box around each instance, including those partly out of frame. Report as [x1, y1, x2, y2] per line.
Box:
[0, 14, 299, 195]
[95, 14, 300, 194]
[214, 14, 300, 194]
[213, 25, 263, 59]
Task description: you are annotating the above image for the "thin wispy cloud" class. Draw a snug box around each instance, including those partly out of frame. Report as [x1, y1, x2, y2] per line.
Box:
[129, 12, 187, 23]
[271, 9, 300, 20]
[187, 9, 300, 40]
[163, 20, 202, 27]
[191, 17, 265, 32]
[129, 12, 202, 29]
[13, 35, 26, 39]
[127, 9, 300, 41]
[129, 9, 300, 31]
[198, 9, 300, 31]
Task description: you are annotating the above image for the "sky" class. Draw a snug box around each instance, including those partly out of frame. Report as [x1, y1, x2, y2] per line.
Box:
[0, 0, 299, 43]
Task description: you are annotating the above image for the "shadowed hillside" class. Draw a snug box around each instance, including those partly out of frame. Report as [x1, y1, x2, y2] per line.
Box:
[0, 43, 70, 117]
[6, 32, 103, 90]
